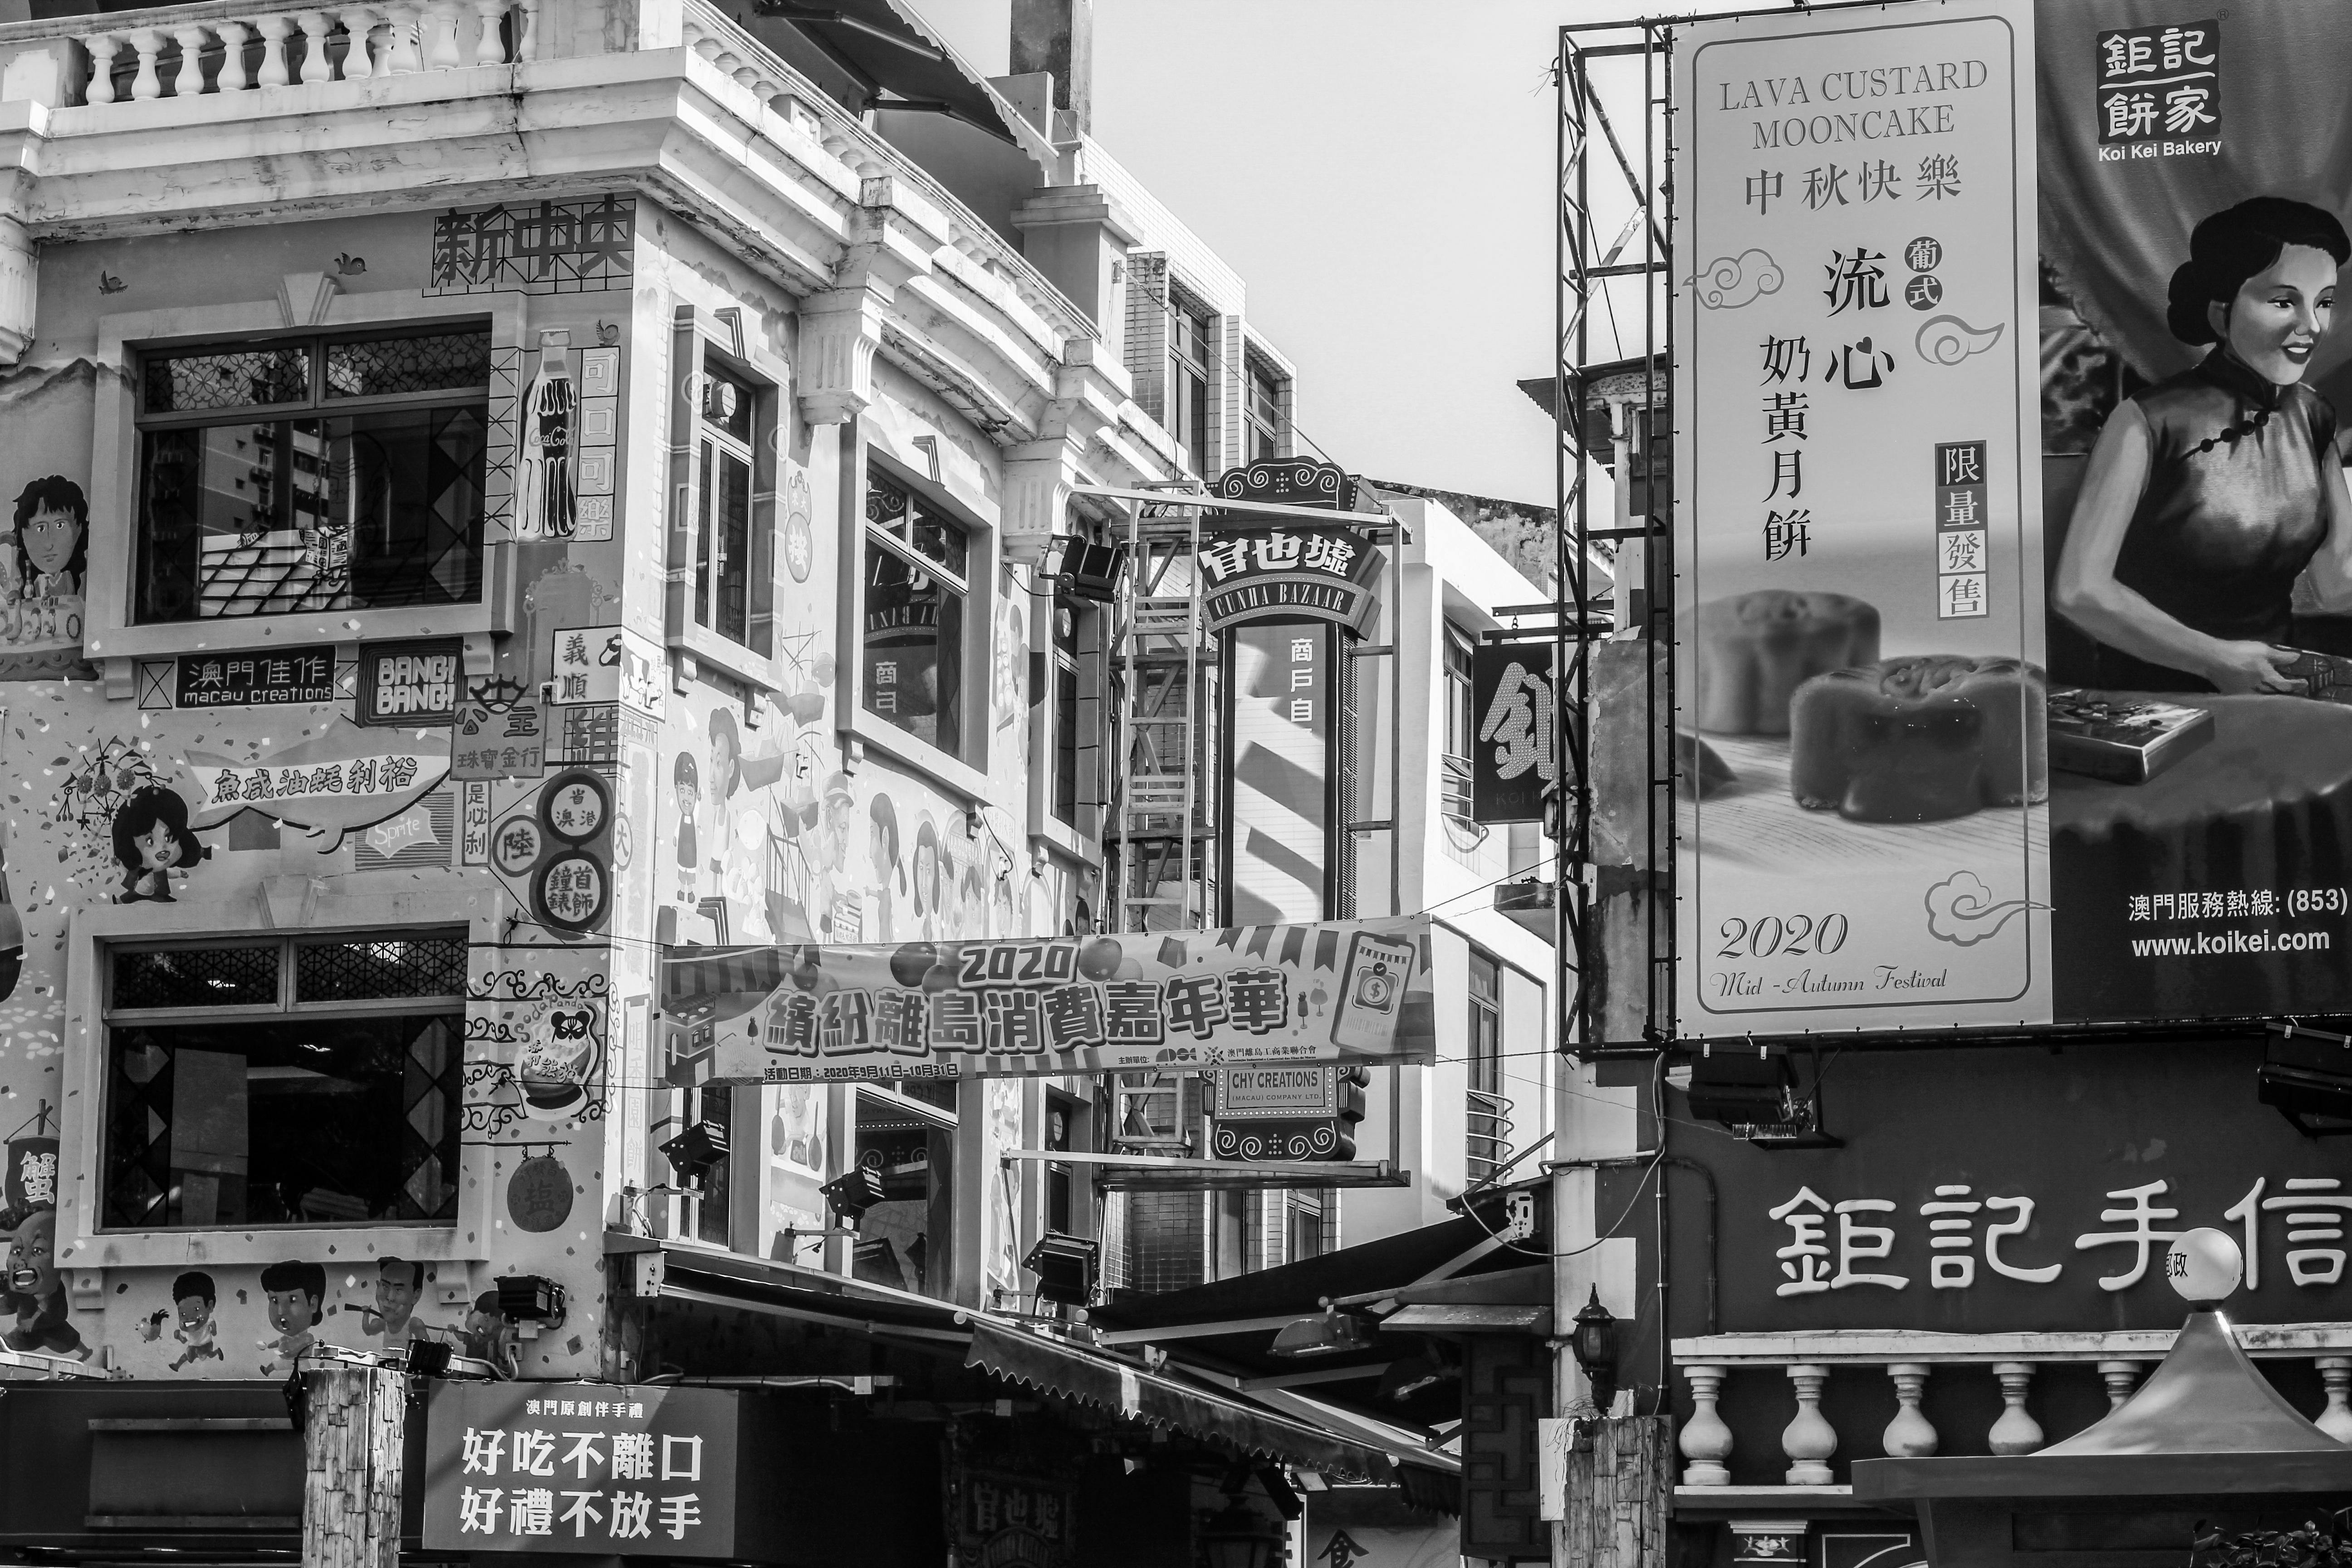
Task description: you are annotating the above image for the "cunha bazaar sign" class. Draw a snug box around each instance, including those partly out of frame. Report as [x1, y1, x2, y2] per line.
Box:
[1196, 529, 1382, 635]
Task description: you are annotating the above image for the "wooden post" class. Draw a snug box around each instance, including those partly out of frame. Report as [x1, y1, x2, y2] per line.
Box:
[301, 1362, 407, 1568]
[1560, 1416, 1671, 1568]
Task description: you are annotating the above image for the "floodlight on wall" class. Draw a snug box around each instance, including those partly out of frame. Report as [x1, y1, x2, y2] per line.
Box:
[819, 1166, 888, 1227]
[495, 1275, 568, 1325]
[1269, 1310, 1376, 1359]
[404, 1339, 454, 1378]
[1056, 541, 1127, 603]
[1022, 1232, 1099, 1307]
[658, 1118, 730, 1186]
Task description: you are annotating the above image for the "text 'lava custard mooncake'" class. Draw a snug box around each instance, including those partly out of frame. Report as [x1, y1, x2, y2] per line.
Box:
[1790, 656, 2050, 823]
[1687, 589, 1881, 735]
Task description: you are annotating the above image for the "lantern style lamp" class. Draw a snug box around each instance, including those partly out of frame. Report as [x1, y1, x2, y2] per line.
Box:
[1198, 1492, 1283, 1568]
[1570, 1286, 1619, 1413]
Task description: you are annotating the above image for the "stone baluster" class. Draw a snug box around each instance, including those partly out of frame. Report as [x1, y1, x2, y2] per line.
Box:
[1883, 1362, 1937, 1457]
[1782, 1364, 1836, 1485]
[1989, 1362, 2043, 1455]
[170, 23, 211, 95]
[2317, 1357, 2352, 1445]
[255, 15, 294, 85]
[213, 20, 252, 91]
[338, 11, 377, 79]
[296, 12, 337, 83]
[379, 6, 420, 74]
[1678, 1365, 1732, 1486]
[423, 0, 464, 69]
[82, 34, 122, 103]
[126, 29, 166, 100]
[470, 0, 506, 66]
[513, 0, 537, 60]
[2097, 1359, 2142, 1413]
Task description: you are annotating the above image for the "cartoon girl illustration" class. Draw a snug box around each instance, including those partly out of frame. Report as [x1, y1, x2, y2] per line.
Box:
[111, 786, 205, 904]
[7, 476, 88, 645]
[912, 814, 943, 940]
[868, 795, 904, 944]
[673, 753, 701, 904]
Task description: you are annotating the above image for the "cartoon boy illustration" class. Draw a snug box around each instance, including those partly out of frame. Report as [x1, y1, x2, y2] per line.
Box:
[141, 1271, 225, 1370]
[358, 1257, 425, 1351]
[110, 785, 207, 904]
[458, 1290, 516, 1378]
[674, 753, 701, 905]
[259, 1259, 326, 1372]
[2, 1206, 86, 1359]
[7, 476, 88, 644]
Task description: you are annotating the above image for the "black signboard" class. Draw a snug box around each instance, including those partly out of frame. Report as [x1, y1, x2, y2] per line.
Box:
[358, 640, 463, 726]
[175, 647, 336, 708]
[1469, 644, 1557, 824]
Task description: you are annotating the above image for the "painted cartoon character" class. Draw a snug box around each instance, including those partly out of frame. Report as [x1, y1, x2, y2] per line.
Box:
[673, 753, 701, 904]
[259, 1259, 325, 1372]
[912, 815, 943, 941]
[358, 1257, 425, 1351]
[2, 1206, 86, 1359]
[868, 794, 904, 944]
[110, 786, 206, 904]
[140, 1270, 225, 1370]
[7, 475, 88, 644]
[459, 1289, 517, 1377]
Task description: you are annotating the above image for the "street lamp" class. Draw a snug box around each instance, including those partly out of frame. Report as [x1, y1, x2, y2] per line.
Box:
[1570, 1286, 1619, 1414]
[1197, 1492, 1283, 1568]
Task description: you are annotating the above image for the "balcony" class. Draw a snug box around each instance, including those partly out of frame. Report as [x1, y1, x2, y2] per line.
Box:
[1672, 1327, 2352, 1504]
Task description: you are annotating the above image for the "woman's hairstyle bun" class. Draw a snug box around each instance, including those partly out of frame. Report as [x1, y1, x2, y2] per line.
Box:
[2166, 196, 2351, 344]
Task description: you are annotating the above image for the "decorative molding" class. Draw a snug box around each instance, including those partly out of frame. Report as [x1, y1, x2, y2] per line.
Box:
[275, 270, 340, 327]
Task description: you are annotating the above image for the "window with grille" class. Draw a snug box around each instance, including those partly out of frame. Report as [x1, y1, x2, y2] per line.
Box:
[1246, 357, 1285, 463]
[1465, 951, 1512, 1184]
[101, 931, 466, 1230]
[862, 466, 970, 759]
[1170, 291, 1214, 476]
[134, 328, 490, 624]
[1442, 624, 1476, 821]
[690, 363, 761, 648]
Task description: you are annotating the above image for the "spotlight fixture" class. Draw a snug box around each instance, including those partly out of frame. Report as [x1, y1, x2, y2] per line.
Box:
[495, 1275, 568, 1325]
[819, 1166, 888, 1227]
[658, 1118, 731, 1186]
[1022, 1232, 1099, 1307]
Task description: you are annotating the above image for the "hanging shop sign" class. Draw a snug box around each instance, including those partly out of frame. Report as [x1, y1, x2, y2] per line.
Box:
[358, 640, 464, 726]
[1197, 530, 1381, 636]
[1470, 644, 1557, 825]
[174, 646, 337, 708]
[1208, 1063, 1366, 1161]
[421, 1382, 743, 1558]
[657, 917, 1435, 1085]
[1225, 621, 1334, 926]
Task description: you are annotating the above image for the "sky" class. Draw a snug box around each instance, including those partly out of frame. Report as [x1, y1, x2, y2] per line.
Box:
[906, 0, 1707, 511]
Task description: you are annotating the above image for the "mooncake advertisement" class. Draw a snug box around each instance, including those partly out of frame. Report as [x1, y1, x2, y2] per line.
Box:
[1673, 0, 2051, 1035]
[1676, 0, 2352, 1033]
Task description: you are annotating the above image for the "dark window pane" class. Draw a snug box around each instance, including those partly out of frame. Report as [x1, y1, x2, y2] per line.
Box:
[135, 407, 485, 623]
[326, 330, 490, 399]
[863, 538, 964, 757]
[1054, 661, 1079, 827]
[694, 441, 715, 631]
[143, 348, 309, 415]
[692, 1088, 732, 1247]
[701, 366, 755, 443]
[295, 935, 468, 1002]
[710, 445, 751, 645]
[103, 1014, 461, 1229]
[865, 470, 967, 578]
[113, 945, 279, 1009]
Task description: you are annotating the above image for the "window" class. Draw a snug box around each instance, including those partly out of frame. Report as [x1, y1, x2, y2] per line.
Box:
[1246, 358, 1284, 462]
[1170, 292, 1213, 476]
[1053, 598, 1083, 828]
[855, 1085, 958, 1299]
[1044, 1091, 1078, 1235]
[1285, 1190, 1329, 1262]
[134, 329, 490, 624]
[1466, 951, 1511, 1184]
[101, 932, 466, 1230]
[863, 467, 970, 759]
[1442, 625, 1475, 821]
[690, 364, 760, 647]
[680, 1086, 733, 1248]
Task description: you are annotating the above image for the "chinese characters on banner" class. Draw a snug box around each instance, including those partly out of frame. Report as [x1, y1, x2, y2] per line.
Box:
[1470, 643, 1556, 824]
[657, 918, 1434, 1084]
[1673, 2, 2048, 1035]
[1196, 529, 1382, 635]
[2095, 21, 2219, 148]
[423, 1383, 739, 1558]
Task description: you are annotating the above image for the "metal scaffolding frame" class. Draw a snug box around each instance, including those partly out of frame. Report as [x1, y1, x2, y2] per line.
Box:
[1558, 21, 1674, 1056]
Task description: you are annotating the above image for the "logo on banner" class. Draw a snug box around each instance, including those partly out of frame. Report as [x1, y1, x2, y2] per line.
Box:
[2095, 21, 2219, 152]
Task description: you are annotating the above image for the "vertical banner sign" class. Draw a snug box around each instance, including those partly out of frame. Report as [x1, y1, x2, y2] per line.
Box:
[1226, 622, 1333, 925]
[1471, 644, 1557, 824]
[1673, 1, 2047, 1034]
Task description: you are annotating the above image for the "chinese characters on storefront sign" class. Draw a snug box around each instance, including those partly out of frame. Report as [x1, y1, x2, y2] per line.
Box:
[1196, 529, 1381, 635]
[1935, 439, 1988, 619]
[1470, 643, 1556, 824]
[2095, 21, 2219, 150]
[175, 647, 337, 708]
[424, 1384, 738, 1558]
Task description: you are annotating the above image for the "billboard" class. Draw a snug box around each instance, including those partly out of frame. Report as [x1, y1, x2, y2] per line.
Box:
[1470, 643, 1557, 824]
[656, 917, 1434, 1083]
[1670, 0, 2352, 1033]
[1226, 622, 1334, 924]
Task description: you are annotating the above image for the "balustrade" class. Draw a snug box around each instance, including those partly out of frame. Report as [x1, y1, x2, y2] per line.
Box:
[70, 0, 524, 104]
[1675, 1333, 2352, 1487]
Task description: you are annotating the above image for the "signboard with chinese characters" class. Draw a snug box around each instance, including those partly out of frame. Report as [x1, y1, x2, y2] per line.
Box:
[656, 917, 1434, 1084]
[358, 639, 463, 725]
[1676, 1039, 2352, 1334]
[1470, 644, 1556, 824]
[1197, 530, 1381, 636]
[1208, 1063, 1359, 1161]
[454, 696, 547, 780]
[175, 646, 338, 708]
[954, 1471, 1076, 1568]
[1225, 622, 1333, 925]
[1671, 1, 2047, 1036]
[422, 1382, 739, 1557]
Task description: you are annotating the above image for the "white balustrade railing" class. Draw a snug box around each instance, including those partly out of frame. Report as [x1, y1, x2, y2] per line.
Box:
[71, 0, 529, 105]
[1675, 1331, 2352, 1488]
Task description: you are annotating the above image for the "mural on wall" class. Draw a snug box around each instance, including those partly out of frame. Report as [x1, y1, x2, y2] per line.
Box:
[0, 358, 97, 678]
[138, 1270, 224, 1370]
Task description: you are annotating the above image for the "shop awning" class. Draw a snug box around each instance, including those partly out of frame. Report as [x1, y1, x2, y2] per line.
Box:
[715, 0, 1044, 152]
[965, 1321, 1411, 1482]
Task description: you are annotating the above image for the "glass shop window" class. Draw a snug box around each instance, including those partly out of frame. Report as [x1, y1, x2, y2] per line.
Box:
[691, 364, 761, 647]
[101, 932, 466, 1229]
[134, 328, 490, 624]
[853, 1084, 958, 1300]
[862, 468, 970, 759]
